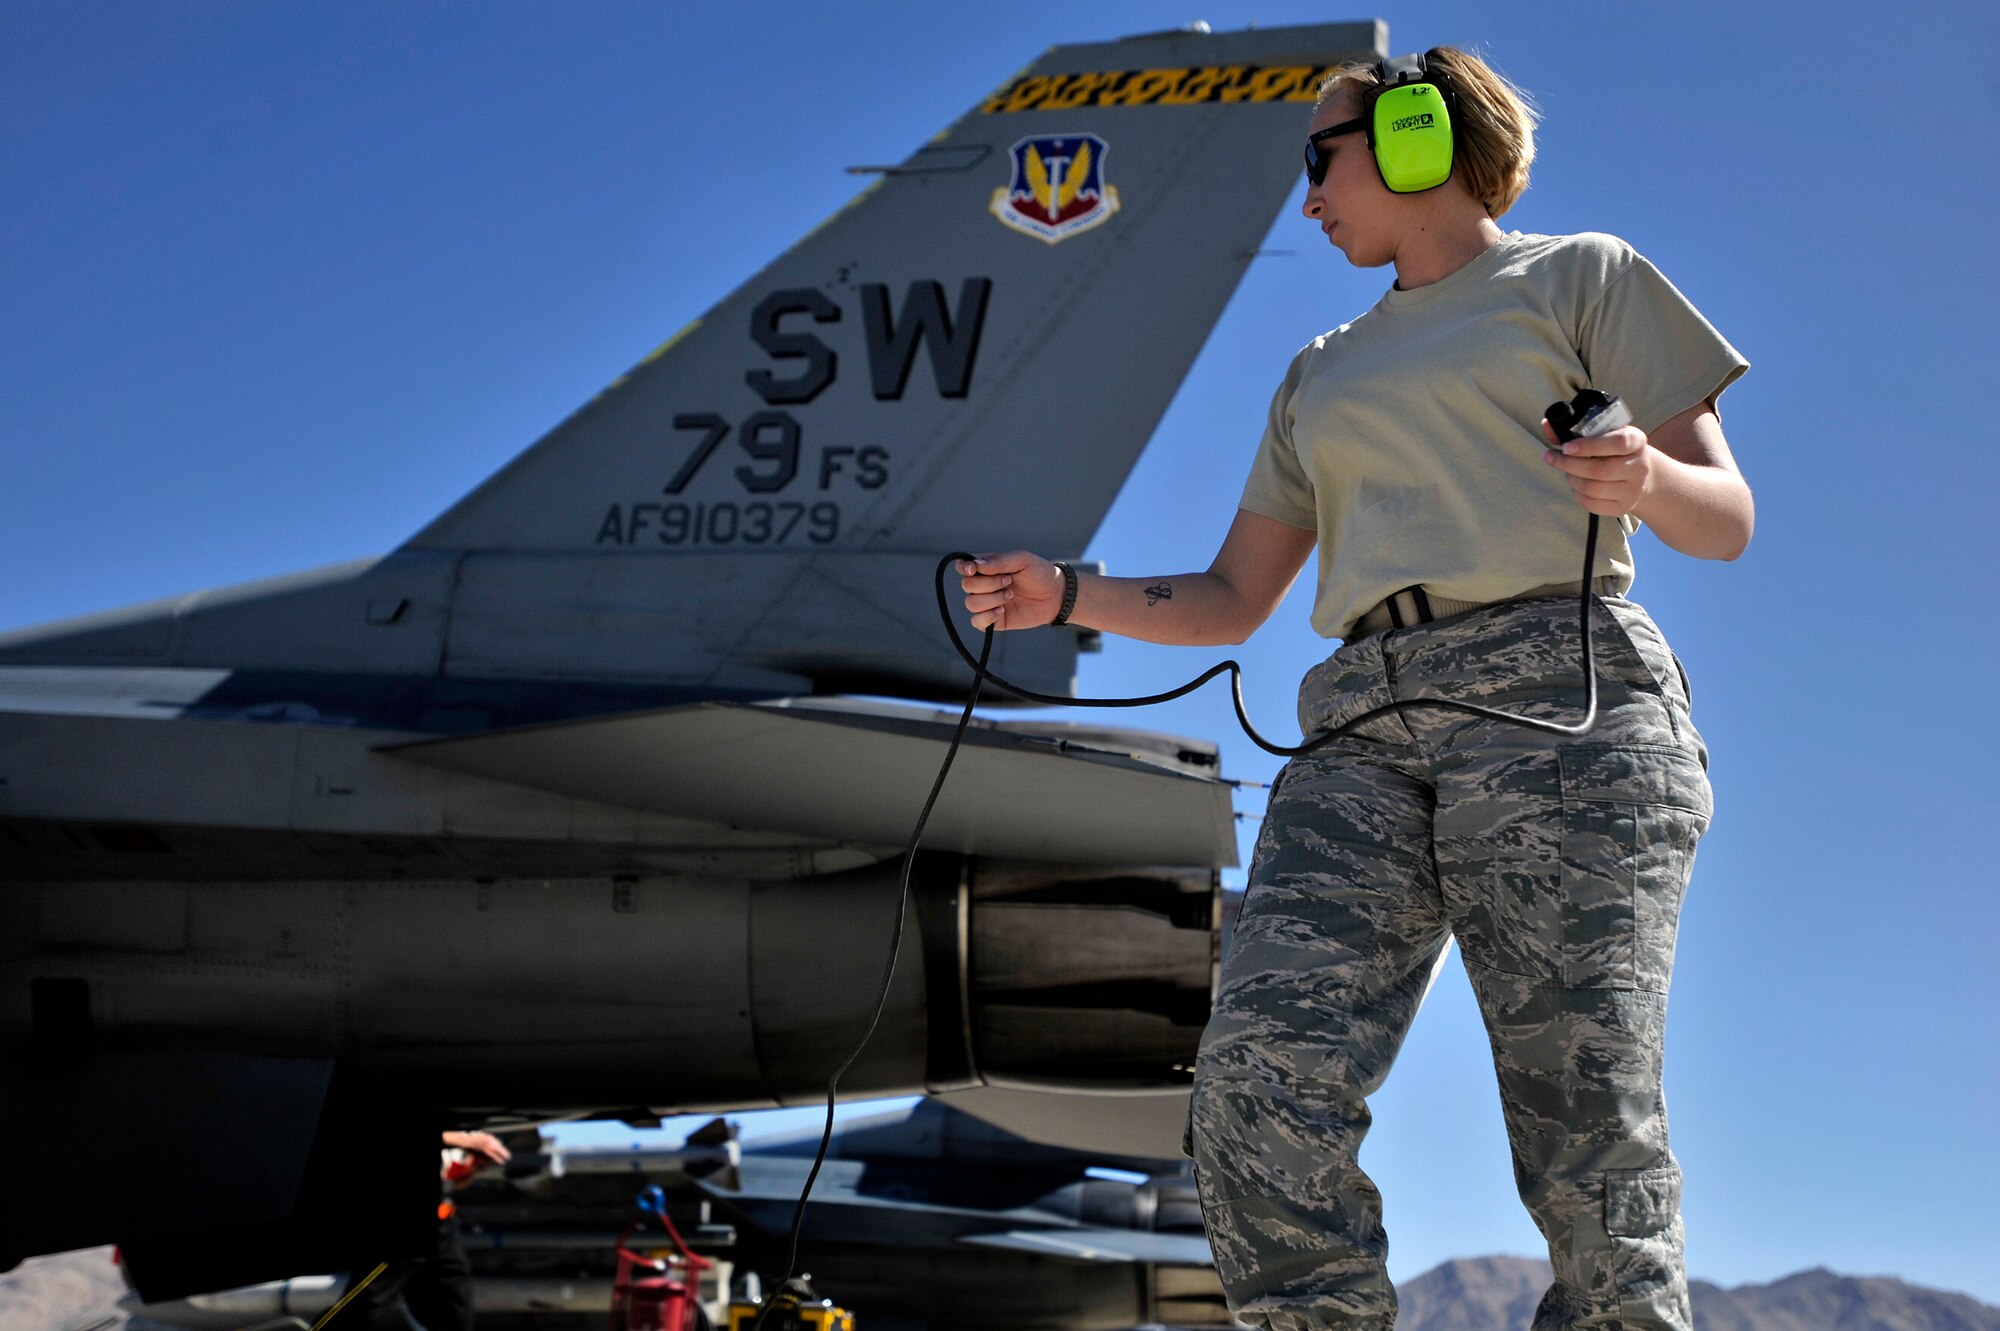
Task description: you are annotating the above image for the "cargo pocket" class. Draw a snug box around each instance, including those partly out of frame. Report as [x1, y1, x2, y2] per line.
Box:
[1559, 744, 1712, 992]
[1602, 1164, 1690, 1324]
[1606, 1164, 1682, 1237]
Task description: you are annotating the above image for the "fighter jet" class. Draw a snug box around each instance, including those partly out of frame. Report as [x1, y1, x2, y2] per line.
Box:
[0, 19, 1385, 1302]
[121, 1099, 1231, 1331]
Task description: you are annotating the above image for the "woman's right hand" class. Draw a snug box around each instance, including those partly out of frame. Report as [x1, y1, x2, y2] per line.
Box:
[957, 551, 1066, 631]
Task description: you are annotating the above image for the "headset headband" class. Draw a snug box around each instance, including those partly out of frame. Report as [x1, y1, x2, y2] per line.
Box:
[1378, 52, 1431, 89]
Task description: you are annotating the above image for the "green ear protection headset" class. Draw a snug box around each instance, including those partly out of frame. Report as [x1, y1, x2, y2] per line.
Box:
[1304, 49, 1459, 194]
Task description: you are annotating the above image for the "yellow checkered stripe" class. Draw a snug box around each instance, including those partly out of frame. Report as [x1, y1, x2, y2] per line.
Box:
[979, 64, 1341, 114]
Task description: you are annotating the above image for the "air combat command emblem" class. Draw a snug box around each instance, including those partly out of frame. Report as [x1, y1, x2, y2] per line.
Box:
[990, 134, 1120, 244]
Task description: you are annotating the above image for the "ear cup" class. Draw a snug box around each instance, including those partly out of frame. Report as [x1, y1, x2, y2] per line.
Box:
[1371, 79, 1454, 192]
[1367, 51, 1457, 193]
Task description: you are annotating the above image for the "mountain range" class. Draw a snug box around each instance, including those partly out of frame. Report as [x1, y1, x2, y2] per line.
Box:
[1398, 1256, 2000, 1331]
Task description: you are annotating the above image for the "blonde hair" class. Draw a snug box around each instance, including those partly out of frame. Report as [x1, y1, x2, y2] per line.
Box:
[1316, 45, 1541, 218]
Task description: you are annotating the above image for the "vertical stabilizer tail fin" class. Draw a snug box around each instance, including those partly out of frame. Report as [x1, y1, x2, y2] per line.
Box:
[401, 23, 1383, 699]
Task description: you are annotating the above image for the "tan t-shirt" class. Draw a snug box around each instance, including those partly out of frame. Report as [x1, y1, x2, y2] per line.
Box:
[1238, 230, 1749, 639]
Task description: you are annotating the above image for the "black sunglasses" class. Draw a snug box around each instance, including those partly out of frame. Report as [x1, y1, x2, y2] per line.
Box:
[1303, 116, 1368, 186]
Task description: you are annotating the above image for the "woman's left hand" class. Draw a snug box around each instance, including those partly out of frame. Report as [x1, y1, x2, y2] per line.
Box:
[1541, 418, 1659, 517]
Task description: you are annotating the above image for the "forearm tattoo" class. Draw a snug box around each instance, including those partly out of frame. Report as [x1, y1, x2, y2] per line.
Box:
[1144, 581, 1173, 607]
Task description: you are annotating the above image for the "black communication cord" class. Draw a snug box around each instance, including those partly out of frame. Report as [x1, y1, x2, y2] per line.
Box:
[749, 391, 1623, 1321]
[748, 629, 995, 1331]
[933, 511, 1603, 755]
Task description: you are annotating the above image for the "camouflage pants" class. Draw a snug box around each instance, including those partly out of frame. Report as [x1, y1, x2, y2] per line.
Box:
[1188, 595, 1712, 1330]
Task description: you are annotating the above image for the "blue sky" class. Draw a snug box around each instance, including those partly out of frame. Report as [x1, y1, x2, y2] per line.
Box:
[5, 0, 1997, 1305]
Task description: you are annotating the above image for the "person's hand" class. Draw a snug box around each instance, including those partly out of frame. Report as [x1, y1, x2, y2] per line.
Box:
[1541, 418, 1660, 518]
[956, 551, 1066, 631]
[442, 1130, 512, 1169]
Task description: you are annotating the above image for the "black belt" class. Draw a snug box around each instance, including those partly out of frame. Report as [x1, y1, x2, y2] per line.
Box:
[1351, 578, 1615, 639]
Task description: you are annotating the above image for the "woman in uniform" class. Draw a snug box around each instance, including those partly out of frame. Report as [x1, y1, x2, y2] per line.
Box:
[956, 45, 1751, 1331]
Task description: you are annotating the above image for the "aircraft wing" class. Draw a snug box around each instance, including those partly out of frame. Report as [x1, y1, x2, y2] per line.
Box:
[936, 1083, 1196, 1160]
[958, 1226, 1213, 1267]
[392, 695, 1237, 867]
